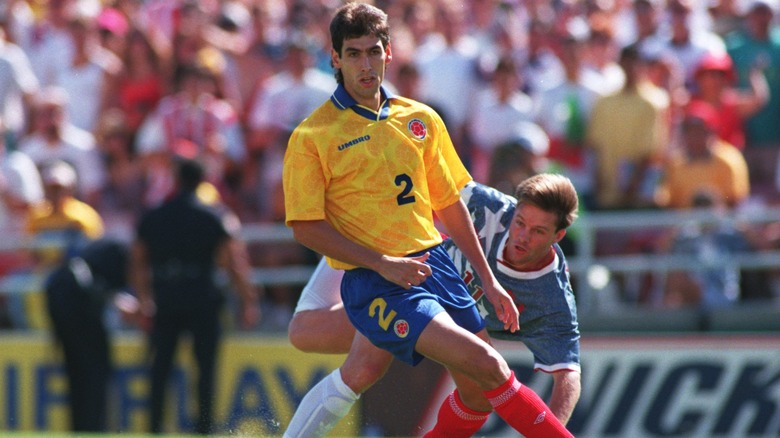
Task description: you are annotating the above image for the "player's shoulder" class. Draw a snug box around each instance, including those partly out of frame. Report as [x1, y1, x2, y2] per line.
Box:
[462, 182, 517, 208]
[288, 100, 339, 141]
[391, 96, 444, 121]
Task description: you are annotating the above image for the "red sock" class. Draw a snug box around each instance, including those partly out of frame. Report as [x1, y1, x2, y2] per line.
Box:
[484, 371, 573, 438]
[423, 390, 490, 438]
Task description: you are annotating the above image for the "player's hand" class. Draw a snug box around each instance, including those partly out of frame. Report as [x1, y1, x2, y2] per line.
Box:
[483, 279, 520, 332]
[376, 253, 432, 289]
[135, 297, 156, 333]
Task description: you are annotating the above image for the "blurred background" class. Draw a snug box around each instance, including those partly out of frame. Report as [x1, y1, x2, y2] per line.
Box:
[0, 0, 779, 436]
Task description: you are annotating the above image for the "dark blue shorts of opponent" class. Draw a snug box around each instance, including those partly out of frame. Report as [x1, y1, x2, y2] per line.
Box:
[341, 244, 485, 366]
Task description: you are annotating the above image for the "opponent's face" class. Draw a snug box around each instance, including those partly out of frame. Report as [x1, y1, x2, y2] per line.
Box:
[332, 34, 392, 111]
[504, 203, 565, 270]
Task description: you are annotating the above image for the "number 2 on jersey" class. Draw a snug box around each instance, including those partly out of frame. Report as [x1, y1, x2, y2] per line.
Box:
[395, 174, 416, 205]
[369, 297, 397, 331]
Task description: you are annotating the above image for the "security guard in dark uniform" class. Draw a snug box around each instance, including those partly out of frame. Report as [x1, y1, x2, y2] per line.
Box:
[130, 158, 259, 434]
[44, 238, 129, 432]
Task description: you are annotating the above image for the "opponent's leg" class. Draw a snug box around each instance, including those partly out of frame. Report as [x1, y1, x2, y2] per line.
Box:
[288, 305, 355, 354]
[288, 258, 353, 354]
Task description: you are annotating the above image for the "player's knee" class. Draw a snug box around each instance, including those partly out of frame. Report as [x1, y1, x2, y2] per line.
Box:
[341, 354, 392, 394]
[471, 348, 511, 389]
[287, 317, 316, 352]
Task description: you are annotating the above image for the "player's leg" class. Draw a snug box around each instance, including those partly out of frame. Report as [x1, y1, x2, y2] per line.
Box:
[416, 314, 573, 437]
[284, 332, 393, 438]
[550, 369, 581, 424]
[287, 258, 354, 354]
[288, 306, 354, 354]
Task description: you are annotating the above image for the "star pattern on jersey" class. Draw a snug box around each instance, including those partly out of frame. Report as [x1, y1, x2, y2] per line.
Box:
[467, 184, 509, 253]
[477, 299, 490, 319]
[479, 205, 506, 240]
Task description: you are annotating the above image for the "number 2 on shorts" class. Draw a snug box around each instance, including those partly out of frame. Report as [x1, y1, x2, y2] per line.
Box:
[369, 297, 397, 331]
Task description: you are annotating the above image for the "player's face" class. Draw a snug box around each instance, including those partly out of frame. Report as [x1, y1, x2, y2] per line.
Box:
[332, 35, 392, 111]
[504, 203, 565, 270]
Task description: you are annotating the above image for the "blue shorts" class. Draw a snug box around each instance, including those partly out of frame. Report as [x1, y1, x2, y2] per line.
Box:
[341, 245, 485, 366]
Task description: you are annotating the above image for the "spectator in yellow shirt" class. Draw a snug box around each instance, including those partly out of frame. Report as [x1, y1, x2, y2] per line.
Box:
[26, 160, 104, 267]
[657, 102, 750, 209]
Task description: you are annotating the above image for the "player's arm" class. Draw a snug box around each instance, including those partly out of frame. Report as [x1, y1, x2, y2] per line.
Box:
[290, 219, 432, 289]
[128, 240, 154, 329]
[435, 199, 519, 332]
[217, 236, 261, 329]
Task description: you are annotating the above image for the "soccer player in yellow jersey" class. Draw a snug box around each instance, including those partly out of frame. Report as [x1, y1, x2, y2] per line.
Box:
[282, 3, 573, 437]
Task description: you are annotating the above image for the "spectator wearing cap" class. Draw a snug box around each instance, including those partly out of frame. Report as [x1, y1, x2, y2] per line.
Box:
[688, 52, 768, 150]
[486, 121, 551, 196]
[587, 44, 670, 210]
[94, 7, 130, 58]
[467, 55, 535, 184]
[26, 159, 104, 245]
[725, 0, 780, 200]
[656, 101, 750, 209]
[17, 86, 106, 206]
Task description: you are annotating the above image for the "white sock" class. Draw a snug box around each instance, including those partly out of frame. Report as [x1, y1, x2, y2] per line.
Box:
[283, 368, 359, 438]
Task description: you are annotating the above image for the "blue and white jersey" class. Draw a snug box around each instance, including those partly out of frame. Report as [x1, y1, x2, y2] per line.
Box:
[443, 183, 580, 373]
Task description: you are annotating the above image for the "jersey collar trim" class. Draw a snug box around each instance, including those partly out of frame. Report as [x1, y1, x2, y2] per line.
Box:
[495, 235, 559, 279]
[331, 84, 395, 121]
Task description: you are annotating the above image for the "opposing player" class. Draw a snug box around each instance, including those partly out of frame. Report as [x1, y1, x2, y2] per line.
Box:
[285, 174, 581, 437]
[282, 3, 573, 438]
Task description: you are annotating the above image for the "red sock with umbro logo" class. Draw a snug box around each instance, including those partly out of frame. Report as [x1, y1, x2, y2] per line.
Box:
[484, 371, 574, 437]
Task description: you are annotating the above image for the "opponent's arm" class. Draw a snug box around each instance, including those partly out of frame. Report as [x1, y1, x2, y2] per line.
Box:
[290, 219, 432, 289]
[435, 199, 519, 332]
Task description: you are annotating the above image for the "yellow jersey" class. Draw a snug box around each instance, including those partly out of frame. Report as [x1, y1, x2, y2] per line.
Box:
[284, 85, 470, 270]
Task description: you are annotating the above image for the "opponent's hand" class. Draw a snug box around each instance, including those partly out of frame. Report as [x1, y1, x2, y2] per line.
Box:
[375, 253, 432, 289]
[482, 279, 520, 332]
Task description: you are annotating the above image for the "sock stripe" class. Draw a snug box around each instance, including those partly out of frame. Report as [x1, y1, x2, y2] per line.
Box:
[447, 393, 491, 422]
[487, 376, 522, 408]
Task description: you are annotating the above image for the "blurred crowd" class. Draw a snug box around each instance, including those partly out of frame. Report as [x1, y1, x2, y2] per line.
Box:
[2, 0, 780, 329]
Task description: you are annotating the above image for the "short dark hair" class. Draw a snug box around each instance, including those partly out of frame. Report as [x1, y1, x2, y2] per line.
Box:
[329, 3, 390, 84]
[514, 174, 579, 231]
[176, 158, 205, 193]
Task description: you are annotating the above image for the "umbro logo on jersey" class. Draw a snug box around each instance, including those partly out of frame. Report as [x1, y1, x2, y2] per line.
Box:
[534, 411, 546, 424]
[337, 135, 371, 151]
